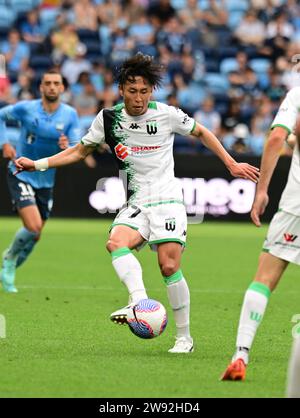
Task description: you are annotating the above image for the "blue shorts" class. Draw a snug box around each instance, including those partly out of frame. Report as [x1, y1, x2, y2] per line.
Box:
[7, 171, 53, 220]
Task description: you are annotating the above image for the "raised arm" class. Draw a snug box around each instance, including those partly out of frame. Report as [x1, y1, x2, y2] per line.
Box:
[14, 143, 95, 172]
[190, 122, 260, 183]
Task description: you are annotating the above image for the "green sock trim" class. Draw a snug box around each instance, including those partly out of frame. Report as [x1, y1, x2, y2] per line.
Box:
[111, 247, 131, 260]
[163, 269, 184, 285]
[249, 282, 271, 299]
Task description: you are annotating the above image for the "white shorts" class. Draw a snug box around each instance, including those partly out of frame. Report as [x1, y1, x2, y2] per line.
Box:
[110, 202, 187, 251]
[263, 210, 300, 265]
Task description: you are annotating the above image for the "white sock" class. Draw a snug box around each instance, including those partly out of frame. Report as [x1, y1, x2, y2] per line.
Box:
[233, 282, 271, 364]
[287, 336, 300, 398]
[111, 247, 148, 304]
[164, 270, 191, 339]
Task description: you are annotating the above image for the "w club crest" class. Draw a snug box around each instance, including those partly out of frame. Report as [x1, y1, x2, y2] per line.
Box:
[165, 218, 176, 232]
[284, 233, 298, 242]
[146, 120, 157, 135]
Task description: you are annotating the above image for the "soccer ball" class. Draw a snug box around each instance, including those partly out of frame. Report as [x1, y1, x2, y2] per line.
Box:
[127, 299, 168, 339]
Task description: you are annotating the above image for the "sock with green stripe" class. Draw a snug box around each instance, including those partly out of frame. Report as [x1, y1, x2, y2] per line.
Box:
[111, 247, 148, 304]
[233, 281, 271, 364]
[164, 270, 191, 339]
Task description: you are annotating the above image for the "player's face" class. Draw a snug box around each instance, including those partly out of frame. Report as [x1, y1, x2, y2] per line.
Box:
[40, 74, 64, 103]
[120, 77, 153, 116]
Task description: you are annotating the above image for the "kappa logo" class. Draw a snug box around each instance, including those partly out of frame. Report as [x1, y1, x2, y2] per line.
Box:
[115, 143, 129, 161]
[165, 218, 176, 232]
[284, 233, 298, 243]
[182, 115, 190, 125]
[129, 123, 140, 130]
[146, 120, 157, 135]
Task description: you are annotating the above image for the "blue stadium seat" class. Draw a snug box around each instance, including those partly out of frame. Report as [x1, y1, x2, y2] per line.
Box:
[225, 0, 248, 12]
[39, 7, 59, 35]
[203, 73, 229, 94]
[220, 57, 238, 74]
[0, 6, 16, 29]
[9, 0, 34, 13]
[249, 58, 271, 74]
[228, 10, 245, 30]
[171, 0, 186, 9]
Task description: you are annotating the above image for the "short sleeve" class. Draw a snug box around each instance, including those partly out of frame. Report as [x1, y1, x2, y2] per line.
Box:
[168, 106, 196, 135]
[271, 88, 300, 134]
[81, 110, 105, 147]
[66, 109, 81, 146]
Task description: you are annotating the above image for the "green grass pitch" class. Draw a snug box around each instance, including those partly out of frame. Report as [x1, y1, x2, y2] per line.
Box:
[0, 217, 298, 398]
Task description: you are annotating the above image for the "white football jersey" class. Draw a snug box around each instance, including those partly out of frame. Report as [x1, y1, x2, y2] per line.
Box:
[271, 87, 300, 216]
[81, 101, 195, 205]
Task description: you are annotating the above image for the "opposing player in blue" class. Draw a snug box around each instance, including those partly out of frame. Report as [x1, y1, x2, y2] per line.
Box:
[0, 70, 80, 293]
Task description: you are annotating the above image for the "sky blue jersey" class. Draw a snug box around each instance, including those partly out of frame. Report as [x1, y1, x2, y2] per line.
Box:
[0, 100, 80, 189]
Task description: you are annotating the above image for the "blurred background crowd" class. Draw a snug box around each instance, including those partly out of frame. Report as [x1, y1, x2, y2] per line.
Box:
[0, 0, 299, 157]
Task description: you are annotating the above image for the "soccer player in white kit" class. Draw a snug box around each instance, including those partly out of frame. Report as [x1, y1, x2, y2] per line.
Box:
[222, 86, 300, 380]
[14, 53, 259, 353]
[287, 332, 300, 398]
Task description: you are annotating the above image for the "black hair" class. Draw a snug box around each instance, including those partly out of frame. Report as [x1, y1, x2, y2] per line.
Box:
[41, 69, 63, 81]
[117, 53, 164, 89]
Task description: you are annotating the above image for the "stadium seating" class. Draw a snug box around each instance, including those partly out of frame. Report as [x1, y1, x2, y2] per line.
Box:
[0, 6, 16, 29]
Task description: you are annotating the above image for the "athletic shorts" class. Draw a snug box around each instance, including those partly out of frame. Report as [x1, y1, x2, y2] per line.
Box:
[110, 201, 187, 251]
[7, 171, 53, 220]
[263, 210, 300, 265]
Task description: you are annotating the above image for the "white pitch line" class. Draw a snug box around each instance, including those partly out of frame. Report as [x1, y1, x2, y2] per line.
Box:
[12, 285, 298, 295]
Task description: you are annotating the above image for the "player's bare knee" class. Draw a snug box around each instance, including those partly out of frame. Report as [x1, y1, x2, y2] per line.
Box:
[106, 239, 124, 253]
[27, 223, 43, 235]
[160, 262, 178, 278]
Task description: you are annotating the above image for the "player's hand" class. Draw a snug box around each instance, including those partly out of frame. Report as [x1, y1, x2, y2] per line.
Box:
[14, 157, 36, 173]
[58, 134, 69, 150]
[251, 192, 269, 227]
[228, 162, 260, 183]
[2, 143, 16, 160]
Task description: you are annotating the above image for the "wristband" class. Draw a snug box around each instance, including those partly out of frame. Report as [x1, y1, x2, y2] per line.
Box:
[34, 158, 49, 171]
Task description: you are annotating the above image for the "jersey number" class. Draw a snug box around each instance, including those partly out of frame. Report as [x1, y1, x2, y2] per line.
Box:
[18, 183, 35, 197]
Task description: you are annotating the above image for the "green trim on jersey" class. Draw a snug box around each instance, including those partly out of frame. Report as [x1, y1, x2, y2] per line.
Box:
[113, 103, 125, 111]
[262, 248, 270, 253]
[249, 281, 271, 299]
[190, 120, 196, 134]
[148, 101, 157, 109]
[163, 269, 184, 285]
[110, 222, 139, 232]
[271, 124, 291, 134]
[143, 199, 184, 208]
[103, 106, 139, 202]
[80, 139, 97, 147]
[111, 247, 132, 260]
[148, 238, 186, 247]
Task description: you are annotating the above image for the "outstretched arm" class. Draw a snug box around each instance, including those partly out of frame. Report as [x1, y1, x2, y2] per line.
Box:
[190, 122, 260, 183]
[14, 143, 95, 172]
